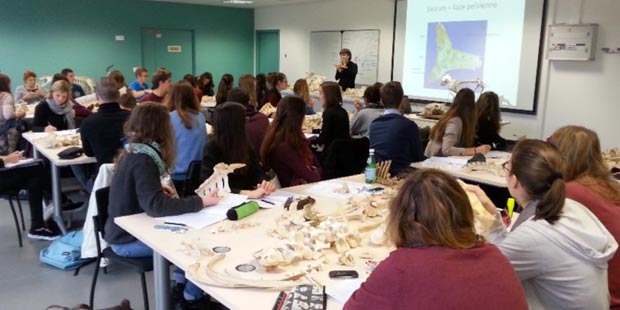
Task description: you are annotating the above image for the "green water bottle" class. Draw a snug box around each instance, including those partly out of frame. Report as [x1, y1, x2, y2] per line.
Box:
[365, 148, 376, 184]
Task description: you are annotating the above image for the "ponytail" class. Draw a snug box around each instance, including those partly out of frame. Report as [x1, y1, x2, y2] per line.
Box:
[534, 176, 566, 224]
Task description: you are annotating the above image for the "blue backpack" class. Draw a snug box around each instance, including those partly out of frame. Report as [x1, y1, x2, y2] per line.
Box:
[40, 229, 93, 270]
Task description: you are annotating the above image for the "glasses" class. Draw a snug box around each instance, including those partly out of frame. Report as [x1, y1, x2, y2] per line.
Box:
[501, 161, 511, 174]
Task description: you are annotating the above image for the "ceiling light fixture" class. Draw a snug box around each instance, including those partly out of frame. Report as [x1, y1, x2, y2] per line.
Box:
[223, 0, 254, 4]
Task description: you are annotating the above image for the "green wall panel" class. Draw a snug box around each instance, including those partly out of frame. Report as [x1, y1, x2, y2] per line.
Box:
[0, 0, 254, 88]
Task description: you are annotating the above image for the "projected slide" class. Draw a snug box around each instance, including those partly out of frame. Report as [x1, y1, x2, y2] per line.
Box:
[402, 0, 545, 112]
[425, 21, 487, 88]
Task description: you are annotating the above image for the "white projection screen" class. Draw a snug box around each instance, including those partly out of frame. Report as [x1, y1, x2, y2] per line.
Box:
[401, 0, 546, 113]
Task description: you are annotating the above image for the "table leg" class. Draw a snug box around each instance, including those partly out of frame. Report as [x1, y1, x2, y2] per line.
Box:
[154, 253, 170, 310]
[50, 164, 67, 235]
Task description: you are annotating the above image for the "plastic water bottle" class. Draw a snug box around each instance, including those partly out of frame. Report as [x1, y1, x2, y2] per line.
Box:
[365, 148, 376, 184]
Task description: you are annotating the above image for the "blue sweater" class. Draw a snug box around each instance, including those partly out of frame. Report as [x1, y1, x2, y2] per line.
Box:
[369, 113, 424, 175]
[170, 111, 207, 180]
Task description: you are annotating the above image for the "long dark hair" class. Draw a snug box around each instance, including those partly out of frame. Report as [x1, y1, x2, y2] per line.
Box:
[198, 72, 214, 96]
[256, 73, 268, 106]
[0, 74, 11, 94]
[165, 81, 200, 129]
[510, 139, 565, 225]
[213, 102, 251, 166]
[320, 81, 342, 109]
[477, 91, 501, 133]
[430, 88, 477, 147]
[260, 96, 310, 169]
[388, 169, 481, 249]
[216, 74, 234, 105]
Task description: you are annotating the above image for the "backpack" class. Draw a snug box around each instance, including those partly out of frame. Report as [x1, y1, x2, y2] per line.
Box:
[40, 229, 93, 270]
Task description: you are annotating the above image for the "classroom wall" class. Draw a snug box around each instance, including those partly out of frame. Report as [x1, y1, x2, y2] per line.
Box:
[0, 0, 254, 89]
[256, 0, 619, 149]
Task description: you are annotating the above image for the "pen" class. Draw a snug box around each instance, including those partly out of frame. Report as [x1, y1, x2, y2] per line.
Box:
[260, 199, 275, 205]
[163, 221, 187, 227]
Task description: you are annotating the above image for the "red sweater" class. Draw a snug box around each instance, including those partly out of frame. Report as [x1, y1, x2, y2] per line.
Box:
[140, 92, 164, 104]
[246, 111, 269, 153]
[344, 244, 527, 310]
[567, 181, 620, 309]
[269, 142, 321, 187]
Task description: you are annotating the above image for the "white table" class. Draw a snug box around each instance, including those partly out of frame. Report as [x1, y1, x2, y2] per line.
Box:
[405, 114, 511, 129]
[116, 175, 391, 310]
[22, 130, 96, 234]
[412, 157, 508, 188]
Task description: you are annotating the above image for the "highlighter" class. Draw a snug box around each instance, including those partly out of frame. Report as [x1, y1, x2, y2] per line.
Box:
[226, 201, 260, 221]
[507, 198, 515, 218]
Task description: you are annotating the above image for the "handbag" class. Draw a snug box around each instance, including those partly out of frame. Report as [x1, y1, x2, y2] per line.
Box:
[58, 147, 84, 160]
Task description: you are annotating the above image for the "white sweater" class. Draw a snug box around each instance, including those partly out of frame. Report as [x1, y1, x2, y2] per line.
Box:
[486, 198, 618, 309]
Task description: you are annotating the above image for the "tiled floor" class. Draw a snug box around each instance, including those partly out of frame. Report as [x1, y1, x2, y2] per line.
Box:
[0, 188, 156, 310]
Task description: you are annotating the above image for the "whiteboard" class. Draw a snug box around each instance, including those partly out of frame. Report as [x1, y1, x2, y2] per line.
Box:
[309, 32, 342, 82]
[309, 30, 380, 86]
[342, 30, 379, 85]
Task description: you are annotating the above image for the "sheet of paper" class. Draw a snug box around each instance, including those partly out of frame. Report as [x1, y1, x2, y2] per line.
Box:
[326, 279, 364, 304]
[304, 181, 369, 199]
[304, 133, 318, 139]
[420, 156, 469, 170]
[159, 193, 247, 229]
[4, 158, 38, 169]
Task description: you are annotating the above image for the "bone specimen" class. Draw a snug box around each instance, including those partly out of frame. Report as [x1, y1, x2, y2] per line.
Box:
[302, 114, 322, 132]
[420, 102, 448, 118]
[464, 161, 506, 177]
[195, 163, 246, 196]
[457, 180, 496, 235]
[259, 102, 277, 116]
[35, 132, 82, 149]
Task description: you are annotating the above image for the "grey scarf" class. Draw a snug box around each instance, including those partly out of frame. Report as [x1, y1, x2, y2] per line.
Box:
[46, 98, 75, 129]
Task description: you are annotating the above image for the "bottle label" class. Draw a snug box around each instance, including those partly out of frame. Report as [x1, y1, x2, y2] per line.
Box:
[365, 167, 376, 183]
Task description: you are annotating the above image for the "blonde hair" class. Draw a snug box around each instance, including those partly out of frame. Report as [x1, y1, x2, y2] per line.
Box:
[238, 74, 257, 106]
[293, 79, 311, 104]
[48, 80, 72, 100]
[550, 126, 620, 204]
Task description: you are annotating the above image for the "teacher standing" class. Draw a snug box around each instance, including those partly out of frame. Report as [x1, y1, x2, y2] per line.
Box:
[335, 48, 358, 91]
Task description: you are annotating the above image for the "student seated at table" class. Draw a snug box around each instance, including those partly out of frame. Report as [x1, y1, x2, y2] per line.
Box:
[344, 169, 527, 310]
[369, 81, 423, 175]
[51, 74, 92, 119]
[0, 151, 62, 240]
[198, 72, 215, 97]
[261, 72, 287, 108]
[476, 91, 513, 150]
[425, 88, 491, 157]
[201, 102, 275, 197]
[14, 70, 47, 104]
[226, 87, 269, 153]
[293, 79, 316, 115]
[80, 77, 131, 167]
[261, 96, 322, 187]
[165, 81, 207, 189]
[33, 80, 76, 132]
[128, 67, 152, 100]
[139, 69, 171, 104]
[549, 125, 620, 308]
[61, 68, 85, 98]
[311, 82, 350, 151]
[105, 103, 220, 309]
[350, 83, 384, 137]
[215, 73, 234, 106]
[466, 139, 618, 309]
[0, 74, 25, 155]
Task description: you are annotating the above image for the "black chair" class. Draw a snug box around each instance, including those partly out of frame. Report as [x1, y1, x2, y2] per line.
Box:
[419, 126, 431, 152]
[323, 137, 370, 180]
[181, 160, 202, 197]
[89, 187, 152, 310]
[0, 190, 26, 247]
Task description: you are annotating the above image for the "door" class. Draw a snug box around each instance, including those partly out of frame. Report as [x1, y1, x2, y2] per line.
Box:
[256, 30, 280, 75]
[142, 28, 194, 78]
